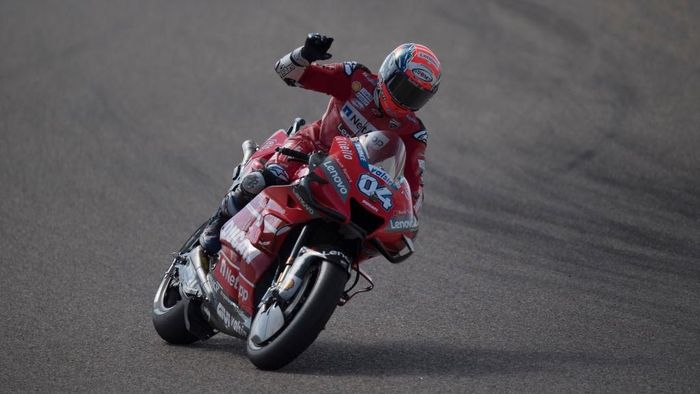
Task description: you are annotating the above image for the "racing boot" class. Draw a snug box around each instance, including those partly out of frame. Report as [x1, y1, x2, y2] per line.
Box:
[198, 205, 231, 255]
[198, 171, 271, 255]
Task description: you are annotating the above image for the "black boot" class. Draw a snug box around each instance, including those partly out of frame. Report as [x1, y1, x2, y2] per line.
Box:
[199, 207, 230, 255]
[198, 170, 273, 255]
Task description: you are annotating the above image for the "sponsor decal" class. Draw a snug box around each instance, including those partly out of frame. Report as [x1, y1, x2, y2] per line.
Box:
[220, 223, 262, 264]
[369, 164, 398, 189]
[412, 66, 434, 83]
[218, 259, 238, 288]
[389, 118, 400, 129]
[367, 132, 390, 151]
[418, 52, 440, 69]
[216, 302, 246, 335]
[293, 188, 316, 215]
[336, 138, 354, 160]
[388, 214, 418, 232]
[352, 80, 362, 92]
[413, 130, 428, 144]
[210, 273, 222, 292]
[356, 88, 373, 107]
[371, 107, 382, 117]
[321, 160, 349, 201]
[361, 198, 379, 212]
[336, 123, 353, 138]
[353, 141, 369, 168]
[340, 102, 376, 136]
[217, 255, 253, 303]
[275, 59, 295, 78]
[350, 98, 365, 110]
[238, 283, 249, 302]
[325, 249, 351, 263]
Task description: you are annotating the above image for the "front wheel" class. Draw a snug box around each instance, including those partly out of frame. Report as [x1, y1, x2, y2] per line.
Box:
[246, 261, 348, 370]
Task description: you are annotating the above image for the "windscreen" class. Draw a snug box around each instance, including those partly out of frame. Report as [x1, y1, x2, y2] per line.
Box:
[357, 131, 406, 182]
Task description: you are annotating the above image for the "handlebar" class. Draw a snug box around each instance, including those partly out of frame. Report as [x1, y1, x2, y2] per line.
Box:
[275, 147, 310, 163]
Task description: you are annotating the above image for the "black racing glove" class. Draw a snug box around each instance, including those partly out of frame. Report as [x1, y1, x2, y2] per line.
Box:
[300, 33, 333, 63]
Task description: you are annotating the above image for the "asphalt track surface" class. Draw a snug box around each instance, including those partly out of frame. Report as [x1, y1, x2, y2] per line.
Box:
[2, 1, 699, 392]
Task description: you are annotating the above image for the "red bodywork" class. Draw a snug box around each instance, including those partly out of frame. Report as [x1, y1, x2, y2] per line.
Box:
[212, 130, 417, 315]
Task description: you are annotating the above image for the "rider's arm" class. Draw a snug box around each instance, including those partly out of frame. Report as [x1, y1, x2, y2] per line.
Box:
[274, 33, 352, 99]
[403, 129, 428, 216]
[275, 57, 352, 99]
[274, 46, 312, 86]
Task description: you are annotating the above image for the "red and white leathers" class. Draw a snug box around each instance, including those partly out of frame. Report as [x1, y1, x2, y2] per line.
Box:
[198, 47, 431, 255]
[272, 53, 428, 215]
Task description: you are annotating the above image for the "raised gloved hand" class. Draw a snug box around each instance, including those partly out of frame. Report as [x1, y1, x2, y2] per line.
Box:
[300, 33, 333, 63]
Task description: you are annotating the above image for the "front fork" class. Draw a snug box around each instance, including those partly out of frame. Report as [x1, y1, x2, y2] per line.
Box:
[249, 246, 351, 346]
[274, 248, 351, 301]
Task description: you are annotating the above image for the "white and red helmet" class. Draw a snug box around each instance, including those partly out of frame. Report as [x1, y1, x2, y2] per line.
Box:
[377, 43, 441, 118]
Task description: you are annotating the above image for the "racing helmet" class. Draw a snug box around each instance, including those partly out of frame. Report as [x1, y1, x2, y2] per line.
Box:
[377, 43, 441, 118]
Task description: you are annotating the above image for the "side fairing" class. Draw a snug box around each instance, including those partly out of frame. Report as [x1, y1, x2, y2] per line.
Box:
[249, 129, 288, 163]
[214, 184, 316, 315]
[376, 176, 418, 251]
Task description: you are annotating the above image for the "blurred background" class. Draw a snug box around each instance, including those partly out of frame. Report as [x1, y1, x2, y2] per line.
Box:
[1, 1, 698, 392]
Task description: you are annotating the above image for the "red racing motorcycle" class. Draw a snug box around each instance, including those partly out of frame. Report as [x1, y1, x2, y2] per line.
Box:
[152, 119, 417, 370]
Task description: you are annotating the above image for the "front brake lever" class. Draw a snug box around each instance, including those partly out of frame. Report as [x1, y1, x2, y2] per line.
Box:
[275, 147, 310, 163]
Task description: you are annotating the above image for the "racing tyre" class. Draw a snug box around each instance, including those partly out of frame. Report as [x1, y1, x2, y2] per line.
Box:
[152, 269, 199, 345]
[152, 222, 208, 344]
[246, 261, 348, 370]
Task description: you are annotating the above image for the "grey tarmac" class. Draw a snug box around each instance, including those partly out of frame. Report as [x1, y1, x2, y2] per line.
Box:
[1, 1, 698, 392]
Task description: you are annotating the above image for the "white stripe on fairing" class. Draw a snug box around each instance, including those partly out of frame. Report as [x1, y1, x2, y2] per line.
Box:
[264, 221, 279, 233]
[238, 272, 255, 287]
[245, 204, 280, 233]
[246, 204, 260, 218]
[221, 246, 256, 288]
[221, 252, 240, 271]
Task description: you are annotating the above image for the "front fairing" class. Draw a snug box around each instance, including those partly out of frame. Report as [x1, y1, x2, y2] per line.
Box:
[309, 134, 416, 247]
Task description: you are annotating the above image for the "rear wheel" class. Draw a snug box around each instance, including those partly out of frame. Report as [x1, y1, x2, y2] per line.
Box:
[246, 261, 348, 370]
[152, 222, 208, 345]
[152, 266, 199, 344]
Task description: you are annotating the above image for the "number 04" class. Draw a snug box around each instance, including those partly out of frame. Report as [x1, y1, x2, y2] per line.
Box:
[357, 174, 392, 210]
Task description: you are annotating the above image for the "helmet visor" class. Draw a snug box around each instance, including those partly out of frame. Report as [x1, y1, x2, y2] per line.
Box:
[384, 72, 436, 111]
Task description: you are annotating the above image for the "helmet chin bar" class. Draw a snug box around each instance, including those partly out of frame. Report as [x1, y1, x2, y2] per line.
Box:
[377, 81, 411, 118]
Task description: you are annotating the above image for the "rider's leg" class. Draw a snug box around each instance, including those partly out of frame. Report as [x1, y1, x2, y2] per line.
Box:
[199, 170, 274, 255]
[199, 131, 315, 255]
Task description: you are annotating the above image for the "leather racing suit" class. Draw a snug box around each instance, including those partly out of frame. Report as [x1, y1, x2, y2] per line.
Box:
[199, 46, 429, 255]
[271, 55, 428, 213]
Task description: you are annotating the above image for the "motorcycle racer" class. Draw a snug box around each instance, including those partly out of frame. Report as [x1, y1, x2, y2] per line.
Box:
[200, 33, 442, 255]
